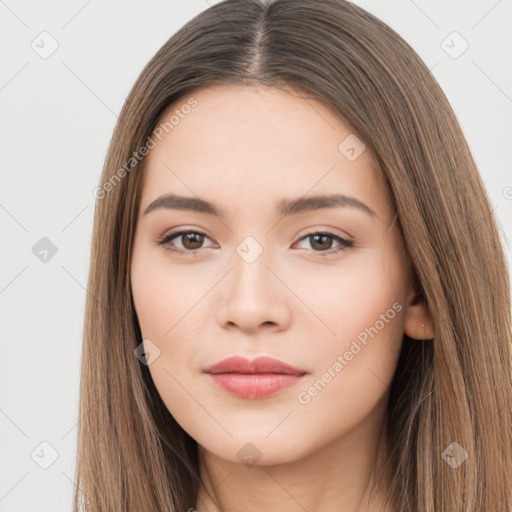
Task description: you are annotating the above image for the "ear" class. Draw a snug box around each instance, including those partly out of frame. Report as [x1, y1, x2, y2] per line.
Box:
[403, 285, 435, 340]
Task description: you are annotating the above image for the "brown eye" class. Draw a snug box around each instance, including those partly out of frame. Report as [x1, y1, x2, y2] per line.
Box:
[180, 232, 205, 250]
[309, 234, 334, 251]
[157, 230, 214, 254]
[295, 231, 353, 255]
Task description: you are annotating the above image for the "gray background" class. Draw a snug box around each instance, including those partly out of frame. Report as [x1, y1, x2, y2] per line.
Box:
[0, 1, 511, 511]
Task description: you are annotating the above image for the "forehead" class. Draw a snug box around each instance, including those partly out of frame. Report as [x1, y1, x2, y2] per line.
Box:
[140, 84, 390, 220]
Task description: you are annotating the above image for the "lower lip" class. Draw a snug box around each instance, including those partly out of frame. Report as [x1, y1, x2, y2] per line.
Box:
[206, 373, 304, 398]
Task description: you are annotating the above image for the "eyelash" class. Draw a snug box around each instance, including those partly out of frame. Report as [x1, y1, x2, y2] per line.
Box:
[156, 229, 354, 257]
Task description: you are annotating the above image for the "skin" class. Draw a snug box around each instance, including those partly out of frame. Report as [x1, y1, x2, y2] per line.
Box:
[130, 84, 434, 512]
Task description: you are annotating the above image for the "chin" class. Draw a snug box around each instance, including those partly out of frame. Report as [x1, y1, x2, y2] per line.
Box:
[194, 427, 314, 468]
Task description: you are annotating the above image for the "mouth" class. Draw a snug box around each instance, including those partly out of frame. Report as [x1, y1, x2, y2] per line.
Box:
[203, 356, 308, 399]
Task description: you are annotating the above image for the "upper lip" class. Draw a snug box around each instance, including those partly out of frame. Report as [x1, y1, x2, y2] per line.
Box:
[204, 356, 307, 375]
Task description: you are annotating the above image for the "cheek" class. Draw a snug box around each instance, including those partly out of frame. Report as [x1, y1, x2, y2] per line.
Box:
[287, 255, 404, 352]
[130, 249, 219, 418]
[294, 254, 404, 409]
[131, 252, 209, 426]
[131, 246, 204, 341]
[288, 255, 405, 415]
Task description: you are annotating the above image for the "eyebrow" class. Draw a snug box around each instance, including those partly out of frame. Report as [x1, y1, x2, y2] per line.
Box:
[143, 193, 377, 219]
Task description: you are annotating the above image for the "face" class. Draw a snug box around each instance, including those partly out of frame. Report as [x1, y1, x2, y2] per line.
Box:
[130, 84, 412, 466]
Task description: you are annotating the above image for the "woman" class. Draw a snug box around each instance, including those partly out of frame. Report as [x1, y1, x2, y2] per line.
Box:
[74, 1, 512, 511]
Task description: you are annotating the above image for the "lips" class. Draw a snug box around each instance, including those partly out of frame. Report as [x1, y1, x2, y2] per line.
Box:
[204, 356, 307, 375]
[204, 356, 307, 399]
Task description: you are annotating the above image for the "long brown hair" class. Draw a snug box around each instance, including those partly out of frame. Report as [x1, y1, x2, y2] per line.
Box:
[74, 0, 512, 510]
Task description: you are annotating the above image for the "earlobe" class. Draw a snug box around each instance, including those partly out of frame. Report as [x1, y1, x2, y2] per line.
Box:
[403, 289, 435, 340]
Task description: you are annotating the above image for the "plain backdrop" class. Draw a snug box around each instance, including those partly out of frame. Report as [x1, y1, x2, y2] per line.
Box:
[0, 1, 511, 510]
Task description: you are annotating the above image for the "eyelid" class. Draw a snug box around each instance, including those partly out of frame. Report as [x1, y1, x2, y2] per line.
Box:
[295, 225, 353, 241]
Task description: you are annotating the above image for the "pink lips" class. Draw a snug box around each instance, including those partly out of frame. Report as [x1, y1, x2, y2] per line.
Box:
[204, 356, 307, 399]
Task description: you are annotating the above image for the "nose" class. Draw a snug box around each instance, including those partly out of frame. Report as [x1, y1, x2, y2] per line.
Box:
[216, 242, 291, 334]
